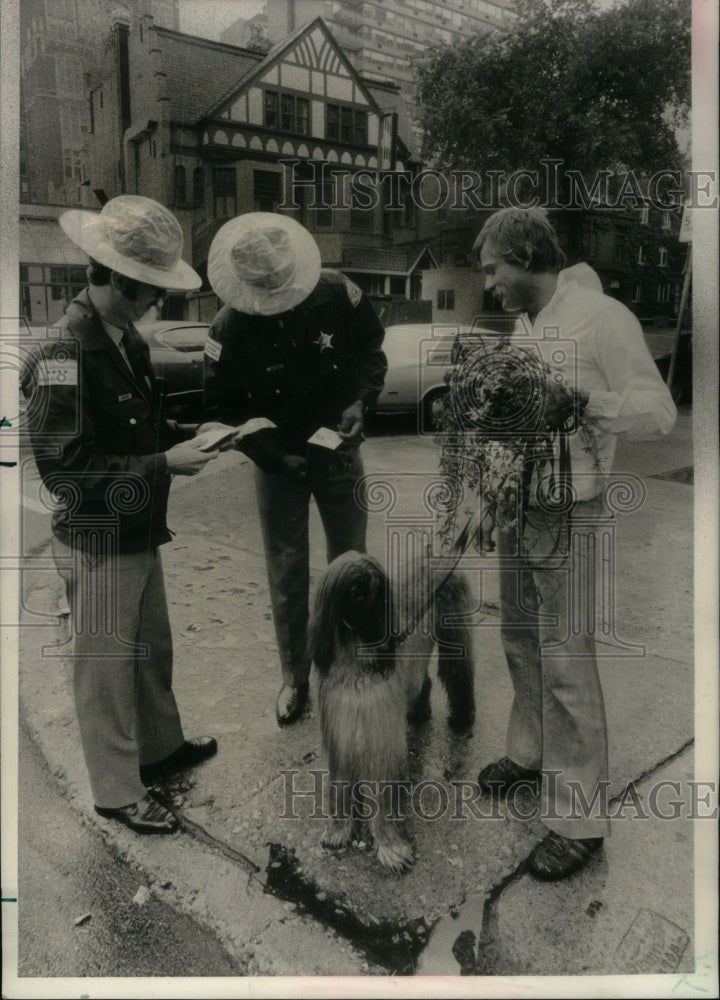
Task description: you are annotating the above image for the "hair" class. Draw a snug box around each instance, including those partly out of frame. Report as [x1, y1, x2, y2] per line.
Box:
[473, 207, 566, 273]
[87, 258, 164, 302]
[308, 551, 394, 676]
[87, 258, 112, 285]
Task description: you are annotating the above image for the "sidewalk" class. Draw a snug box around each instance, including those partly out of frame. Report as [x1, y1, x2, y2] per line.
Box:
[14, 408, 712, 986]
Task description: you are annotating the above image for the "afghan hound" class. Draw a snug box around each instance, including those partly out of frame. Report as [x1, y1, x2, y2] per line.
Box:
[308, 549, 475, 874]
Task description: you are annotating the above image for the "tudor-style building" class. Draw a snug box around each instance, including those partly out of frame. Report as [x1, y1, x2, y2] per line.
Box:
[85, 15, 445, 320]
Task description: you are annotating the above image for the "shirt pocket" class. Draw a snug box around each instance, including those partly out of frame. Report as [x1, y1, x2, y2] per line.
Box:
[100, 395, 155, 451]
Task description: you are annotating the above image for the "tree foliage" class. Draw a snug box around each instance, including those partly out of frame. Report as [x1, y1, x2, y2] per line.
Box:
[416, 0, 691, 179]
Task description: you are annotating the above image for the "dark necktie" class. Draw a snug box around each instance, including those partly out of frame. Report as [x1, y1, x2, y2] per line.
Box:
[121, 327, 152, 400]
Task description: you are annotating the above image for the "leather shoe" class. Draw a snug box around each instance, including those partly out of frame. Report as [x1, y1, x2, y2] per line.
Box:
[528, 831, 603, 880]
[140, 736, 218, 784]
[276, 682, 309, 726]
[477, 756, 541, 796]
[95, 793, 178, 834]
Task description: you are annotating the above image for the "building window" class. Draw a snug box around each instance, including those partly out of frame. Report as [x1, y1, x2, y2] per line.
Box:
[193, 167, 204, 206]
[326, 104, 339, 140]
[173, 164, 186, 205]
[63, 148, 84, 181]
[637, 244, 646, 265]
[389, 276, 405, 295]
[326, 103, 368, 144]
[265, 91, 309, 134]
[632, 283, 643, 303]
[253, 170, 282, 212]
[213, 167, 236, 219]
[661, 211, 672, 229]
[639, 205, 649, 225]
[297, 98, 309, 134]
[264, 91, 279, 129]
[659, 246, 668, 266]
[657, 283, 671, 304]
[437, 289, 455, 311]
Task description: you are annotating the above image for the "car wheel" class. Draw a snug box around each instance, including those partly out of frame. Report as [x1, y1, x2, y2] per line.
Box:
[420, 388, 448, 435]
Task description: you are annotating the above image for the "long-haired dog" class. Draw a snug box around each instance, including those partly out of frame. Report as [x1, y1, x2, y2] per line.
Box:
[308, 549, 475, 874]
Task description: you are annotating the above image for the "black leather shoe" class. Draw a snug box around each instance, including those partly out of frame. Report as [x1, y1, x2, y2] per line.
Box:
[95, 793, 178, 834]
[528, 832, 604, 880]
[140, 736, 218, 784]
[276, 682, 309, 726]
[477, 756, 541, 796]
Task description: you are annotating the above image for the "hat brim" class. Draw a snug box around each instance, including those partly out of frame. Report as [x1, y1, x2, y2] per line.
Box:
[59, 210, 202, 291]
[208, 213, 321, 315]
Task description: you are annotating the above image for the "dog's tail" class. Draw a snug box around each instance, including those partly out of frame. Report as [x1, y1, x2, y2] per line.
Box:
[435, 571, 475, 729]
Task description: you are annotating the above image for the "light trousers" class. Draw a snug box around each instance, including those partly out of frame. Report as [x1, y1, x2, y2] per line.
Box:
[53, 538, 184, 808]
[497, 499, 611, 839]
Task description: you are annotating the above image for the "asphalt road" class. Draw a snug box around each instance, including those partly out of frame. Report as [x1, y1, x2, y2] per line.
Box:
[16, 720, 245, 979]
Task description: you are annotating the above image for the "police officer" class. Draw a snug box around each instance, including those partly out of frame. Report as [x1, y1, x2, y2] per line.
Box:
[204, 213, 387, 725]
[23, 195, 234, 833]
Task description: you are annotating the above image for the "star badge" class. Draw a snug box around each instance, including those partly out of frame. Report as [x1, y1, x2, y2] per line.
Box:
[315, 331, 334, 352]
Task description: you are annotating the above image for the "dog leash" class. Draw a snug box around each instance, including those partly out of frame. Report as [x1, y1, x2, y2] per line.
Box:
[388, 512, 478, 652]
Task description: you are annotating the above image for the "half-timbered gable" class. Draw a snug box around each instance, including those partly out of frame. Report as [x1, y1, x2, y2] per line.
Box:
[203, 18, 382, 171]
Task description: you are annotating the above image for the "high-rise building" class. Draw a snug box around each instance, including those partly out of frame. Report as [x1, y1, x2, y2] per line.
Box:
[263, 1, 515, 99]
[20, 0, 180, 205]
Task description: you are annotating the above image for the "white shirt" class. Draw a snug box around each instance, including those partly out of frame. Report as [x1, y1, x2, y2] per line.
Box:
[513, 264, 677, 501]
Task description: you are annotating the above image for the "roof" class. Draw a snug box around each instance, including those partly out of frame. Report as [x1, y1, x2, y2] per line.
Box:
[207, 18, 381, 121]
[150, 26, 263, 123]
[342, 244, 437, 274]
[20, 211, 93, 265]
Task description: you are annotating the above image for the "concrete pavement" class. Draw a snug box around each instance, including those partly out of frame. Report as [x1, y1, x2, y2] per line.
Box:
[12, 406, 716, 989]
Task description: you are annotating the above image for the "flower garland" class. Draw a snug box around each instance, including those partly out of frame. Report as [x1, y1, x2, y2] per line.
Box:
[434, 335, 596, 554]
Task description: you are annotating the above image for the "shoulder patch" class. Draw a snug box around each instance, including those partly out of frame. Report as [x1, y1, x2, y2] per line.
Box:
[343, 276, 363, 308]
[204, 337, 222, 362]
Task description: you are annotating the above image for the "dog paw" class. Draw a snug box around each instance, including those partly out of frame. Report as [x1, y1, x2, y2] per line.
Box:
[321, 820, 352, 850]
[376, 837, 415, 875]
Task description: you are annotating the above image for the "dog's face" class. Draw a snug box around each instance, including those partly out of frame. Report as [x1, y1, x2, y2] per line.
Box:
[338, 566, 389, 645]
[309, 551, 395, 674]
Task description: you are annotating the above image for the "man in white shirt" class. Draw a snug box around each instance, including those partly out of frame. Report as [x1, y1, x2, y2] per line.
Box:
[472, 207, 676, 879]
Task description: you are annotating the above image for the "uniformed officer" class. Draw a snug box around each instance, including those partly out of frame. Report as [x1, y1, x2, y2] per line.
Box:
[204, 213, 387, 725]
[22, 195, 234, 833]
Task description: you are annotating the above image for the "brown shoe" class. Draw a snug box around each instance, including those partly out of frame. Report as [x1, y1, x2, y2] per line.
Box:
[95, 793, 178, 834]
[276, 682, 309, 725]
[477, 756, 541, 796]
[528, 831, 603, 880]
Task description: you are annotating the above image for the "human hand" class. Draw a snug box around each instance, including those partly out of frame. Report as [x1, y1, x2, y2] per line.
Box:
[281, 455, 308, 481]
[194, 422, 239, 452]
[165, 439, 219, 475]
[337, 400, 365, 446]
[542, 381, 587, 431]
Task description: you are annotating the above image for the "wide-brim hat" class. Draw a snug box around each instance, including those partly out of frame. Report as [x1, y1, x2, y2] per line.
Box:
[60, 194, 201, 291]
[208, 212, 321, 315]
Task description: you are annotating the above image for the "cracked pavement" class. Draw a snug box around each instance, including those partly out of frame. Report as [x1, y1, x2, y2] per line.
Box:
[11, 407, 713, 985]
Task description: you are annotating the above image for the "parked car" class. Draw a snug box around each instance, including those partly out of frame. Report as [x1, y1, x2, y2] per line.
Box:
[373, 323, 494, 432]
[135, 320, 209, 419]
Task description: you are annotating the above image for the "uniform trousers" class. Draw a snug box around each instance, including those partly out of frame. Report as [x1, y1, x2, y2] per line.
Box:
[255, 451, 367, 687]
[52, 537, 184, 808]
[497, 498, 611, 839]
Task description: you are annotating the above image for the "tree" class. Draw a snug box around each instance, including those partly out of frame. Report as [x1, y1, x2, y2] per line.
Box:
[416, 0, 690, 186]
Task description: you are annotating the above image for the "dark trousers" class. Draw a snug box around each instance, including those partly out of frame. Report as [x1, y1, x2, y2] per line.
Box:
[254, 451, 367, 687]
